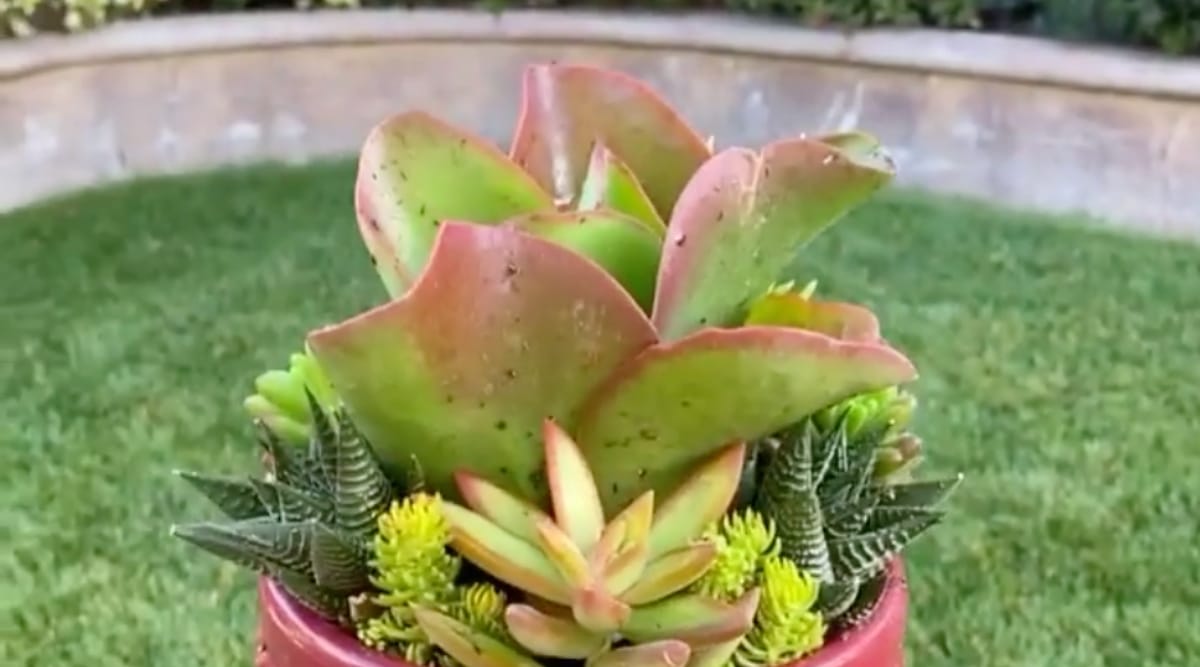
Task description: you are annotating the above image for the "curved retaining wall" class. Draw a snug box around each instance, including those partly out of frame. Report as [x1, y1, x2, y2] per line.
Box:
[2, 9, 1199, 236]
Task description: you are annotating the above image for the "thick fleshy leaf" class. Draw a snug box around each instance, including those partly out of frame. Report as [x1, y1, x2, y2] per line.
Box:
[575, 328, 917, 511]
[590, 640, 692, 667]
[414, 607, 542, 667]
[505, 604, 608, 658]
[571, 585, 631, 634]
[619, 542, 717, 605]
[509, 210, 662, 312]
[355, 111, 553, 295]
[818, 131, 896, 173]
[622, 589, 760, 647]
[686, 638, 742, 667]
[308, 222, 658, 503]
[577, 143, 667, 237]
[534, 515, 592, 588]
[652, 138, 895, 340]
[543, 420, 605, 551]
[455, 470, 549, 544]
[509, 63, 711, 217]
[646, 443, 744, 560]
[743, 291, 881, 343]
[245, 396, 309, 445]
[441, 501, 571, 604]
[597, 491, 655, 594]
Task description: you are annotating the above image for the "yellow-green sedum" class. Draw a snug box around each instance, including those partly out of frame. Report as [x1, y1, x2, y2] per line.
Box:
[735, 557, 825, 667]
[356, 493, 516, 665]
[692, 509, 826, 667]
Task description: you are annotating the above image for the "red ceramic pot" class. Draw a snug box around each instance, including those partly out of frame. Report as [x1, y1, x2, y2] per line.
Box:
[256, 561, 907, 667]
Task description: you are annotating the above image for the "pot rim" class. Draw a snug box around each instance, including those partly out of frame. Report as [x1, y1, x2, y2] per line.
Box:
[259, 559, 906, 667]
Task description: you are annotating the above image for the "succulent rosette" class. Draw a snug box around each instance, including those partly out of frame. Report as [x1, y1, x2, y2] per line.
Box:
[172, 63, 959, 667]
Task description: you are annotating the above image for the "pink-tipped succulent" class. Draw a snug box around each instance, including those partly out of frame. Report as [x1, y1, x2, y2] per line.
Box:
[306, 63, 916, 515]
[412, 420, 759, 667]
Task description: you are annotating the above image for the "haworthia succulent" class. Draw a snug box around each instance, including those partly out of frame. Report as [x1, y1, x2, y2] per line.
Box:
[174, 471, 265, 521]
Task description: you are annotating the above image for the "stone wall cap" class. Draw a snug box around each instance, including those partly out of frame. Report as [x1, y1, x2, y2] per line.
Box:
[2, 9, 1199, 99]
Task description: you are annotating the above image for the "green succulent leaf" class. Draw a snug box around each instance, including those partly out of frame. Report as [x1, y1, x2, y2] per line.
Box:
[829, 512, 942, 582]
[588, 640, 692, 667]
[505, 604, 608, 659]
[509, 210, 662, 312]
[355, 111, 553, 295]
[576, 142, 667, 237]
[622, 589, 760, 647]
[753, 424, 832, 582]
[652, 137, 894, 340]
[743, 290, 881, 343]
[415, 607, 542, 667]
[309, 523, 371, 594]
[248, 478, 334, 523]
[879, 475, 964, 509]
[329, 411, 394, 536]
[171, 518, 314, 578]
[509, 63, 711, 218]
[173, 470, 266, 520]
[308, 222, 657, 503]
[575, 327, 916, 512]
[274, 567, 350, 623]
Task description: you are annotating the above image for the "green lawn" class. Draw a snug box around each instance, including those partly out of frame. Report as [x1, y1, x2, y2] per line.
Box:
[2, 161, 1199, 667]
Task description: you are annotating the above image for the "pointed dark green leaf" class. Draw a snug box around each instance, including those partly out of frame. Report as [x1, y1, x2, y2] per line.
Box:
[754, 424, 832, 582]
[174, 470, 266, 520]
[829, 513, 941, 582]
[815, 579, 859, 620]
[248, 479, 334, 523]
[309, 524, 371, 594]
[864, 506, 945, 533]
[173, 519, 317, 578]
[824, 491, 879, 538]
[171, 518, 277, 573]
[831, 572, 885, 628]
[273, 567, 349, 623]
[879, 475, 963, 509]
[331, 411, 394, 536]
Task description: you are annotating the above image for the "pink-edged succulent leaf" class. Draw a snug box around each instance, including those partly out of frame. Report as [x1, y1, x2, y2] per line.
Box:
[575, 328, 917, 511]
[646, 443, 744, 560]
[534, 515, 593, 588]
[509, 63, 711, 218]
[307, 222, 657, 504]
[414, 607, 542, 667]
[455, 470, 550, 545]
[441, 501, 570, 604]
[508, 210, 662, 312]
[355, 111, 553, 295]
[743, 290, 881, 342]
[571, 585, 632, 635]
[543, 420, 606, 551]
[619, 542, 718, 606]
[577, 142, 667, 237]
[622, 589, 761, 647]
[685, 638, 742, 667]
[818, 131, 896, 173]
[590, 640, 692, 667]
[505, 604, 608, 659]
[596, 491, 655, 594]
[652, 137, 895, 340]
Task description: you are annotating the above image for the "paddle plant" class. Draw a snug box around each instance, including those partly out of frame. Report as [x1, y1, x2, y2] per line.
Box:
[171, 62, 960, 667]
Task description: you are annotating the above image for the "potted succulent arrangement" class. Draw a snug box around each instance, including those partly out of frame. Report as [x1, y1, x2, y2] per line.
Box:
[170, 62, 962, 667]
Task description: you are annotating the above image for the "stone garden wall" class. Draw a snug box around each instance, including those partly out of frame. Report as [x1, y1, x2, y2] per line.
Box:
[3, 9, 1199, 236]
